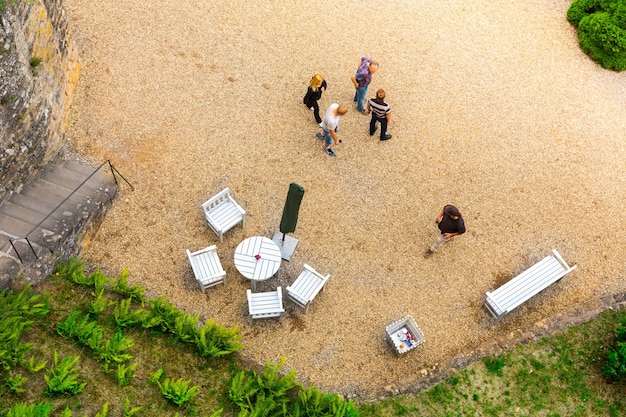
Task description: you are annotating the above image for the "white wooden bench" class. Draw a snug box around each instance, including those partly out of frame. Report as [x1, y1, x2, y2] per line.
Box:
[247, 286, 285, 324]
[202, 188, 246, 242]
[484, 249, 577, 321]
[186, 246, 226, 293]
[286, 264, 330, 313]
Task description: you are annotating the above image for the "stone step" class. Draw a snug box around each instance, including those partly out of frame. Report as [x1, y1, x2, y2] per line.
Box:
[41, 163, 111, 193]
[0, 212, 37, 237]
[0, 200, 63, 228]
[29, 177, 92, 201]
[18, 182, 72, 208]
[0, 209, 65, 246]
[61, 159, 103, 176]
[3, 192, 67, 218]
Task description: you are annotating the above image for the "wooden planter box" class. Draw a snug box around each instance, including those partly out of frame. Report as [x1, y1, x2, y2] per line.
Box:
[386, 316, 425, 354]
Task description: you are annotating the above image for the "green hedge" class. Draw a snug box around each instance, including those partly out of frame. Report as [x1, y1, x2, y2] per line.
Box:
[567, 0, 626, 71]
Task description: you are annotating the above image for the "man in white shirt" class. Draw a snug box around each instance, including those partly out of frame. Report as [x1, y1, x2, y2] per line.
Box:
[316, 103, 348, 157]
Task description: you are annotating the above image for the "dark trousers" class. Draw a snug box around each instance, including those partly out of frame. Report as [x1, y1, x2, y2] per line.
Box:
[306, 100, 322, 123]
[369, 115, 388, 139]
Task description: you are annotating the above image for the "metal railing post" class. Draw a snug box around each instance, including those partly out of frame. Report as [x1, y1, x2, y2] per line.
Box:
[8, 239, 23, 263]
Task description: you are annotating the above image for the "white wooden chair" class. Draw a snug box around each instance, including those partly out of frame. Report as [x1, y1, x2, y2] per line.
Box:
[484, 249, 577, 321]
[286, 264, 330, 313]
[202, 188, 246, 242]
[186, 246, 226, 293]
[247, 286, 285, 324]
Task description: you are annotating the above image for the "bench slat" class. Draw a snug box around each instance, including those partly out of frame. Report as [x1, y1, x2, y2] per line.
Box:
[484, 250, 576, 320]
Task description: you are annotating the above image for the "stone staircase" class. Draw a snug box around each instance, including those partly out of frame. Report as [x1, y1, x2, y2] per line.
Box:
[0, 158, 119, 288]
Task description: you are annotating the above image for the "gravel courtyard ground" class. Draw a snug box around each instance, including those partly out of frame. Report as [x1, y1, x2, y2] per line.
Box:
[63, 0, 626, 398]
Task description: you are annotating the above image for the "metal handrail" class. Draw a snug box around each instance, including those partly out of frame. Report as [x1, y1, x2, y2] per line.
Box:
[0, 159, 133, 263]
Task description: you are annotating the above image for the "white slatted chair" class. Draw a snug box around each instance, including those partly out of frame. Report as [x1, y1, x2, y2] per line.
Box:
[186, 246, 226, 293]
[484, 249, 577, 321]
[247, 286, 285, 324]
[202, 188, 246, 242]
[286, 264, 330, 313]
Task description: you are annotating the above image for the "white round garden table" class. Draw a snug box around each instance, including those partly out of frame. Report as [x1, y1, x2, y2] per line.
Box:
[233, 236, 282, 291]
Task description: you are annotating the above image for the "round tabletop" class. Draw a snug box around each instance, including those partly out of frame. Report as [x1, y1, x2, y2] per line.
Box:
[233, 236, 282, 282]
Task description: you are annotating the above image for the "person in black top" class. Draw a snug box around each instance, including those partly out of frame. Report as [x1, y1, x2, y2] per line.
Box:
[424, 205, 466, 257]
[303, 74, 327, 124]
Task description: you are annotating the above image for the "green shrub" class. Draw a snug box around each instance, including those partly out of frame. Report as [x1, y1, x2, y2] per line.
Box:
[89, 288, 114, 315]
[91, 270, 113, 292]
[25, 355, 47, 373]
[113, 269, 146, 302]
[56, 311, 134, 364]
[123, 397, 143, 417]
[145, 296, 243, 359]
[567, 0, 604, 26]
[114, 297, 150, 327]
[0, 284, 50, 371]
[44, 351, 86, 396]
[567, 0, 626, 71]
[56, 258, 91, 285]
[150, 368, 199, 408]
[195, 319, 243, 360]
[229, 357, 299, 416]
[94, 402, 109, 417]
[293, 386, 361, 417]
[603, 316, 626, 381]
[4, 371, 28, 393]
[5, 402, 53, 417]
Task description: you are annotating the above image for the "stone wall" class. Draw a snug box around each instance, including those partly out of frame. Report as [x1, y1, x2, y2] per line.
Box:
[0, 0, 80, 202]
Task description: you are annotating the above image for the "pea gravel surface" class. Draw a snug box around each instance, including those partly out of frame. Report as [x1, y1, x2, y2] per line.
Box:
[63, 0, 626, 398]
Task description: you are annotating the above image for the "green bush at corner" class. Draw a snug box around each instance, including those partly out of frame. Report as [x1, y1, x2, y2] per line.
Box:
[567, 0, 626, 71]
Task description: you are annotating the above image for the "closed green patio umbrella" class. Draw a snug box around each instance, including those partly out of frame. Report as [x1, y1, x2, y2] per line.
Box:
[279, 183, 305, 242]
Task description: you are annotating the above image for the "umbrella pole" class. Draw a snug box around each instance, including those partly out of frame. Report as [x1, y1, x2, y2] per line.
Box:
[282, 233, 286, 245]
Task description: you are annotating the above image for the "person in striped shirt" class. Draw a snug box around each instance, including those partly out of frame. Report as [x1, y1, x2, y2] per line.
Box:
[366, 89, 392, 141]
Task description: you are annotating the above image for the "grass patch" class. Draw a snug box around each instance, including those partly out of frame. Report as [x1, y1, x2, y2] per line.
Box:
[360, 309, 626, 416]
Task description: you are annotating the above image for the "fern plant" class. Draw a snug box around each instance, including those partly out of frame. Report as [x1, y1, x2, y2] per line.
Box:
[44, 351, 86, 396]
[24, 355, 47, 373]
[89, 288, 114, 315]
[293, 386, 361, 417]
[123, 397, 143, 417]
[114, 297, 150, 327]
[0, 284, 50, 371]
[172, 312, 200, 343]
[195, 319, 243, 360]
[113, 361, 137, 387]
[113, 269, 146, 302]
[100, 329, 134, 363]
[56, 310, 105, 353]
[56, 258, 91, 285]
[94, 402, 109, 417]
[90, 270, 112, 292]
[56, 311, 134, 364]
[4, 371, 28, 393]
[229, 357, 298, 415]
[5, 402, 53, 417]
[150, 368, 199, 408]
